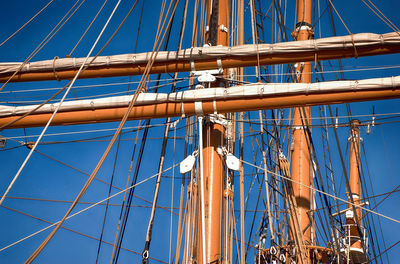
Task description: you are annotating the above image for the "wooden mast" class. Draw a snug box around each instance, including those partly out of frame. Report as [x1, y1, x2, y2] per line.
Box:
[197, 1, 229, 263]
[290, 0, 313, 253]
[349, 120, 362, 248]
[346, 119, 366, 262]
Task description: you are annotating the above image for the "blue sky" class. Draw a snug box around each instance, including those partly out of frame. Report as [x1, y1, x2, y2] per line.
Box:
[0, 0, 400, 263]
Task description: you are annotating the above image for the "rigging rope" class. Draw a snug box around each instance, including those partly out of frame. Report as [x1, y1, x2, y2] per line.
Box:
[361, 0, 400, 36]
[0, 0, 86, 93]
[0, 0, 114, 209]
[111, 1, 180, 262]
[0, 205, 168, 264]
[95, 133, 123, 263]
[68, 0, 109, 56]
[0, 163, 178, 253]
[241, 159, 400, 225]
[23, 1, 149, 262]
[0, 0, 54, 48]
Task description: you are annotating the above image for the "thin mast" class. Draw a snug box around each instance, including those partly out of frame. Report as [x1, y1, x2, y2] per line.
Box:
[238, 0, 245, 263]
[290, 0, 312, 260]
[349, 120, 362, 249]
[346, 119, 367, 262]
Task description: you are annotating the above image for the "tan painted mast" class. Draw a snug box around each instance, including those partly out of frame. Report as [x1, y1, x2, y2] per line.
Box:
[346, 119, 367, 263]
[197, 1, 229, 263]
[238, 0, 245, 263]
[290, 0, 312, 255]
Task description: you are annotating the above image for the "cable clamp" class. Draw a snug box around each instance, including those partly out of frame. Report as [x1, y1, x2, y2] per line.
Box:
[180, 101, 185, 118]
[219, 24, 228, 33]
[217, 58, 223, 74]
[213, 100, 217, 115]
[170, 118, 181, 128]
[352, 80, 359, 91]
[197, 72, 216, 83]
[52, 56, 61, 81]
[379, 34, 385, 45]
[207, 114, 227, 126]
[348, 134, 362, 142]
[292, 125, 304, 131]
[295, 21, 313, 30]
[392, 76, 395, 90]
[190, 60, 196, 72]
[0, 135, 6, 148]
[141, 250, 149, 264]
[194, 101, 203, 116]
[258, 86, 264, 96]
[350, 34, 358, 59]
[270, 246, 277, 255]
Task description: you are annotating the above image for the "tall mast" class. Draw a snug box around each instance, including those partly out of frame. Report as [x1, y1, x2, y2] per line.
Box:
[346, 119, 367, 263]
[290, 0, 313, 251]
[197, 0, 229, 263]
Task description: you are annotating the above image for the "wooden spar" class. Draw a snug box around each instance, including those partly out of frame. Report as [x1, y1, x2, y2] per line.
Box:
[1, 36, 400, 83]
[348, 120, 362, 250]
[290, 0, 312, 259]
[2, 88, 400, 129]
[197, 1, 228, 263]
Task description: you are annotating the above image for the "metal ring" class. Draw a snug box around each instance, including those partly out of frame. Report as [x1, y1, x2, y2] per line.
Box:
[142, 250, 149, 259]
[270, 246, 277, 255]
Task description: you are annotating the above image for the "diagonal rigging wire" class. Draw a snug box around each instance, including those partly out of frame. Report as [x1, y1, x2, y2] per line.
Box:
[68, 0, 109, 57]
[0, 77, 188, 94]
[0, 0, 86, 93]
[0, 0, 114, 209]
[22, 0, 182, 262]
[0, 79, 188, 103]
[96, 1, 144, 262]
[142, 0, 187, 262]
[4, 196, 180, 212]
[32, 147, 123, 191]
[95, 133, 123, 264]
[109, 121, 148, 263]
[360, 0, 400, 34]
[29, 24, 170, 264]
[240, 159, 400, 225]
[22, 1, 131, 262]
[0, 163, 178, 254]
[111, 2, 180, 261]
[299, 107, 342, 253]
[0, 0, 154, 131]
[367, 239, 400, 263]
[0, 205, 168, 264]
[0, 0, 54, 47]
